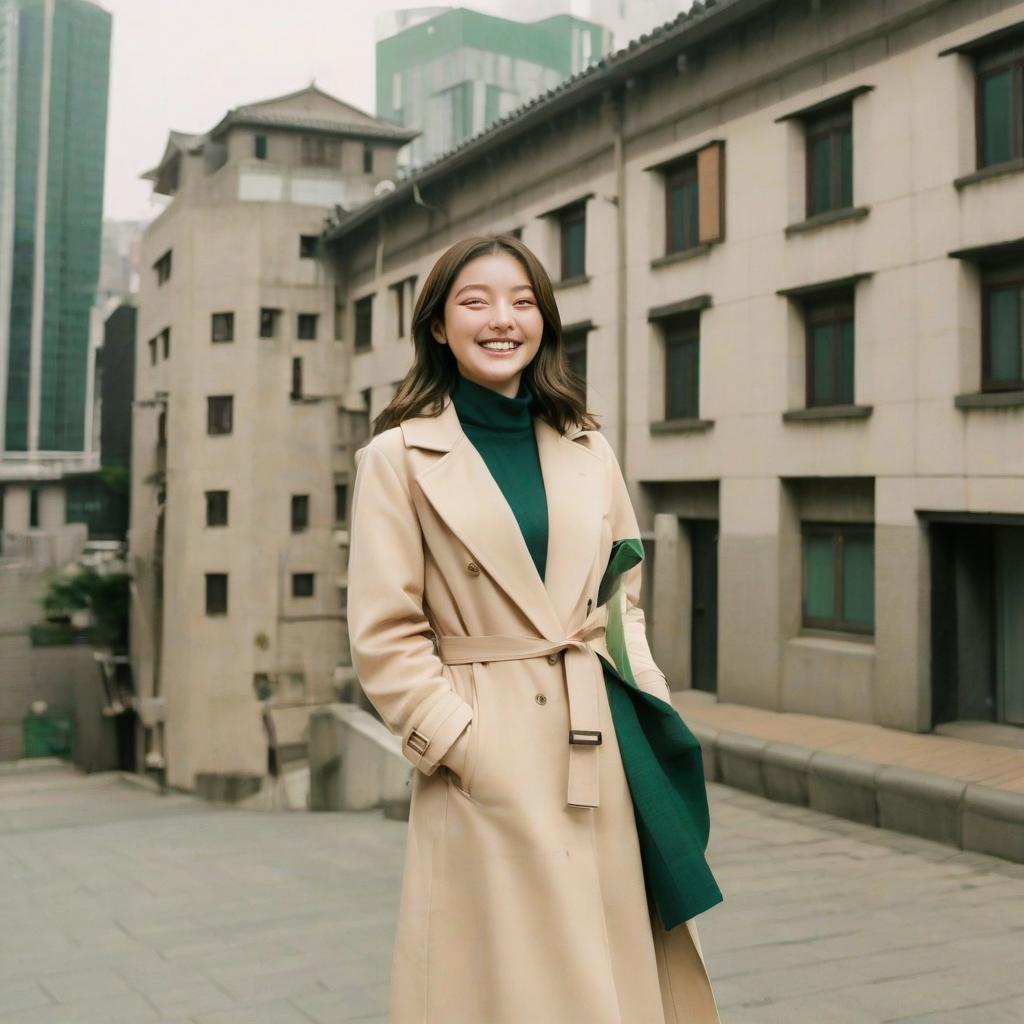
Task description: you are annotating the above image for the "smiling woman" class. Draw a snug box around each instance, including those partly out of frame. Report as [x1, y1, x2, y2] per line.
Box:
[348, 234, 722, 1024]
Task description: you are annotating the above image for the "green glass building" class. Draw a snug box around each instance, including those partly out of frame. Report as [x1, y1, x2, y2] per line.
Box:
[0, 0, 110, 458]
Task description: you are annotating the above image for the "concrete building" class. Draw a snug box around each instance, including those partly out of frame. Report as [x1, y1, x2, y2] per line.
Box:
[328, 0, 1024, 748]
[376, 6, 610, 170]
[0, 0, 111, 533]
[129, 86, 416, 790]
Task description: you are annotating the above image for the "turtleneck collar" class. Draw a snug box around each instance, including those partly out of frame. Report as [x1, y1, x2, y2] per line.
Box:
[451, 372, 535, 436]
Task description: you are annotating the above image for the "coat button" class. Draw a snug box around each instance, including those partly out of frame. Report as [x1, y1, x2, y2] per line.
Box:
[546, 653, 559, 665]
[535, 693, 547, 705]
[466, 561, 480, 576]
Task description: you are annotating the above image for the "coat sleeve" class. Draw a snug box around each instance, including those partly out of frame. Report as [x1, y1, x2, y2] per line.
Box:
[346, 441, 473, 777]
[596, 431, 673, 704]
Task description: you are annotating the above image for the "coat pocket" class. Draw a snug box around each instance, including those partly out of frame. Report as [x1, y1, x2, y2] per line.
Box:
[448, 664, 481, 799]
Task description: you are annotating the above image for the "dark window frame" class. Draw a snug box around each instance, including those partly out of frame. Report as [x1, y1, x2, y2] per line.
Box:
[804, 105, 853, 217]
[354, 295, 374, 351]
[207, 395, 233, 436]
[259, 307, 281, 339]
[975, 36, 1024, 169]
[563, 327, 589, 386]
[362, 143, 374, 174]
[205, 490, 229, 527]
[803, 289, 855, 408]
[291, 357, 303, 400]
[148, 336, 157, 366]
[254, 134, 267, 160]
[292, 572, 315, 598]
[205, 573, 228, 616]
[664, 155, 700, 254]
[334, 481, 348, 524]
[299, 234, 319, 259]
[801, 522, 874, 635]
[981, 263, 1024, 391]
[291, 494, 310, 532]
[154, 249, 172, 285]
[160, 327, 170, 360]
[559, 202, 587, 281]
[297, 313, 319, 341]
[662, 314, 701, 420]
[300, 135, 338, 167]
[211, 312, 234, 343]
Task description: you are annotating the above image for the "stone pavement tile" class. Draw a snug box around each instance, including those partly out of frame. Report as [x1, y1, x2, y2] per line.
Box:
[192, 999, 317, 1024]
[709, 990, 884, 1023]
[0, 991, 159, 1023]
[142, 981, 235, 1018]
[202, 963, 330, 1005]
[0, 979, 53, 1015]
[292, 982, 390, 1023]
[891, 994, 1024, 1022]
[316, 954, 392, 992]
[36, 967, 133, 1003]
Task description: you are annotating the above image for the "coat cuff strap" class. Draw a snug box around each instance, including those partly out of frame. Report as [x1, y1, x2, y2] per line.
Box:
[403, 691, 473, 775]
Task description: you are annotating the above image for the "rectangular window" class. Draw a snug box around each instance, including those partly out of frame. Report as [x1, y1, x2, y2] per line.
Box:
[804, 290, 855, 407]
[448, 81, 474, 145]
[363, 143, 374, 174]
[334, 481, 348, 524]
[563, 327, 589, 385]
[154, 249, 172, 285]
[334, 285, 345, 342]
[291, 357, 303, 400]
[205, 573, 228, 616]
[666, 157, 699, 254]
[559, 202, 586, 281]
[297, 313, 318, 340]
[148, 336, 157, 366]
[976, 37, 1024, 168]
[205, 490, 229, 527]
[663, 314, 700, 420]
[254, 134, 267, 160]
[805, 106, 853, 217]
[160, 328, 170, 360]
[292, 572, 315, 598]
[207, 395, 233, 435]
[391, 281, 406, 339]
[299, 234, 319, 259]
[211, 312, 234, 343]
[983, 265, 1024, 391]
[259, 307, 280, 339]
[300, 135, 339, 167]
[29, 487, 39, 528]
[802, 524, 874, 634]
[291, 494, 309, 532]
[355, 295, 374, 351]
[485, 83, 501, 126]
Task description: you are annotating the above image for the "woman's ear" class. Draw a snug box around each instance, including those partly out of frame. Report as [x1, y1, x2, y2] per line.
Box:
[430, 317, 447, 345]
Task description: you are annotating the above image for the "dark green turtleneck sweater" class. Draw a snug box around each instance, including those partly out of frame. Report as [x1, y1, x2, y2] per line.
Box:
[450, 372, 549, 581]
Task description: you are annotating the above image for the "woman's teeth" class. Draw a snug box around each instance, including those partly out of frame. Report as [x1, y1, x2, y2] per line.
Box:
[480, 340, 520, 351]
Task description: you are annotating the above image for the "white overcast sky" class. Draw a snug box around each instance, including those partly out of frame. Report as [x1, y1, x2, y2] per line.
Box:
[100, 0, 518, 222]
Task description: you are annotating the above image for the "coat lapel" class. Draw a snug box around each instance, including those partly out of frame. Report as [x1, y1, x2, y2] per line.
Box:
[401, 395, 605, 639]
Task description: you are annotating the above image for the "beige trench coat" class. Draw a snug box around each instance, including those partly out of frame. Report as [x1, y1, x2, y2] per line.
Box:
[347, 395, 720, 1024]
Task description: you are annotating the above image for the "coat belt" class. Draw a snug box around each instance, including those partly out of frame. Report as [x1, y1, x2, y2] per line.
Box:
[437, 623, 607, 809]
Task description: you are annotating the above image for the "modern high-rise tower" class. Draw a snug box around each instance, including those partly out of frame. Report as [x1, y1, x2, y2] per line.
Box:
[0, 0, 111, 496]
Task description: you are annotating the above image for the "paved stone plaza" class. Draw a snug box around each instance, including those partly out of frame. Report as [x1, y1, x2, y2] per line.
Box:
[2, 763, 1024, 1023]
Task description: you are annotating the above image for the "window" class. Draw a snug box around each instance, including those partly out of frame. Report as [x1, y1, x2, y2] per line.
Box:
[148, 336, 157, 366]
[559, 202, 587, 281]
[29, 487, 39, 528]
[334, 481, 348, 524]
[291, 357, 303, 400]
[391, 280, 406, 339]
[563, 325, 589, 385]
[292, 572, 315, 598]
[802, 524, 874, 634]
[205, 490, 229, 527]
[485, 83, 502, 126]
[205, 573, 228, 615]
[661, 142, 725, 255]
[355, 295, 374, 351]
[160, 327, 170, 360]
[447, 81, 474, 146]
[259, 307, 280, 339]
[334, 285, 345, 341]
[207, 395, 233, 435]
[211, 312, 234, 343]
[291, 494, 309, 532]
[805, 105, 853, 216]
[297, 313, 318, 340]
[154, 249, 172, 285]
[299, 234, 319, 259]
[663, 314, 701, 420]
[804, 290, 855, 407]
[982, 263, 1024, 391]
[254, 134, 267, 160]
[300, 135, 339, 167]
[976, 35, 1024, 168]
[363, 143, 374, 174]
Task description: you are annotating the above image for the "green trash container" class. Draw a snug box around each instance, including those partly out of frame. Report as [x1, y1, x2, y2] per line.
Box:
[22, 711, 74, 758]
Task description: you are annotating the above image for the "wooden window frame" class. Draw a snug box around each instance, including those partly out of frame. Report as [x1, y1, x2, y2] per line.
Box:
[981, 263, 1024, 392]
[205, 573, 228, 616]
[803, 290, 855, 408]
[211, 312, 234, 343]
[559, 203, 587, 281]
[662, 314, 701, 420]
[975, 36, 1024, 169]
[205, 490, 229, 527]
[801, 522, 874, 635]
[804, 106, 853, 217]
[207, 395, 233, 436]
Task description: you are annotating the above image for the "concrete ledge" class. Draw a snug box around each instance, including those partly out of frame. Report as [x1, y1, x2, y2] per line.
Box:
[195, 772, 262, 804]
[688, 722, 720, 783]
[807, 751, 879, 826]
[962, 785, 1024, 862]
[762, 742, 813, 807]
[876, 766, 965, 846]
[716, 731, 767, 796]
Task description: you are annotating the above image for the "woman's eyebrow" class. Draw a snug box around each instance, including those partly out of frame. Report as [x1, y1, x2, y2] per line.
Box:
[453, 283, 535, 298]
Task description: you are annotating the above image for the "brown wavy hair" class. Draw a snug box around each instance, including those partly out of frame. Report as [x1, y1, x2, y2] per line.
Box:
[372, 234, 598, 436]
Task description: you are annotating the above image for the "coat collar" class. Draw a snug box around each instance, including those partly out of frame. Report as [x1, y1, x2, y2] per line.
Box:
[400, 396, 601, 640]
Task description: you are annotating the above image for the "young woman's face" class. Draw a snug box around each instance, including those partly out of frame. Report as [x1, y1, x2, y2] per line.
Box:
[432, 250, 544, 398]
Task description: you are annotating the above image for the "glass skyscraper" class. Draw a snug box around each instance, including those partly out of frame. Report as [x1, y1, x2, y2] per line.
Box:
[0, 0, 110, 459]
